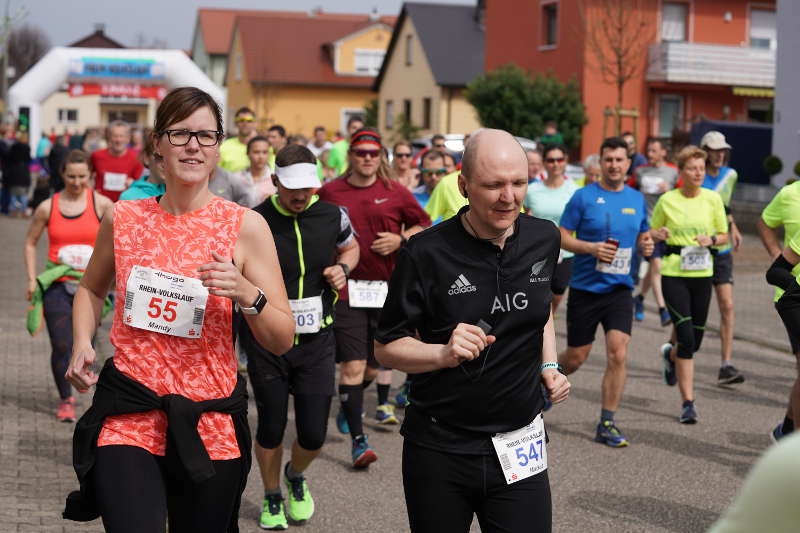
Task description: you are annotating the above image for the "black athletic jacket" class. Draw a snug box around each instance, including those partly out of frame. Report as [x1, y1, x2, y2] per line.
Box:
[63, 358, 251, 532]
[376, 206, 560, 454]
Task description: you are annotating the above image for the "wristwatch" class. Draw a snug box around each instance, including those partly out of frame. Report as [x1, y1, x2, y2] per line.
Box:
[338, 262, 351, 278]
[239, 287, 267, 315]
[711, 235, 718, 246]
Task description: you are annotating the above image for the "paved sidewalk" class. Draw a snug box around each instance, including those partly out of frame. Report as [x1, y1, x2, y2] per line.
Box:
[0, 214, 793, 533]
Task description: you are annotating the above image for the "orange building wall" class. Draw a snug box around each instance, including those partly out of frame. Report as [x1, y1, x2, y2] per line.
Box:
[486, 0, 775, 158]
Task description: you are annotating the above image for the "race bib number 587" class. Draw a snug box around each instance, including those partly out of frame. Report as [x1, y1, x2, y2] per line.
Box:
[124, 265, 209, 338]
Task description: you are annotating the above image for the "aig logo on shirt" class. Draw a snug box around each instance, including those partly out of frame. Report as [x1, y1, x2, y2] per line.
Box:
[529, 259, 551, 283]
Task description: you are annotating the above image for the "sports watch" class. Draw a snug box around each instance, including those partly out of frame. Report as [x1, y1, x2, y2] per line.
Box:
[338, 262, 351, 278]
[240, 288, 267, 315]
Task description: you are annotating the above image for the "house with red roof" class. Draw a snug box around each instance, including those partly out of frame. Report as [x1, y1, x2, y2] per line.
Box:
[192, 8, 394, 136]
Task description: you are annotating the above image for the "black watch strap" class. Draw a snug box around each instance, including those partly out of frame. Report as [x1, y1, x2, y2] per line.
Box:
[338, 263, 350, 278]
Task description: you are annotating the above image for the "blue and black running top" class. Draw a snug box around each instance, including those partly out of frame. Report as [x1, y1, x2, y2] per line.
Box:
[241, 195, 354, 347]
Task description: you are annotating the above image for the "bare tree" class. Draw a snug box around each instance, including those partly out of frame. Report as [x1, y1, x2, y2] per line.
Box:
[580, 0, 655, 134]
[8, 24, 50, 83]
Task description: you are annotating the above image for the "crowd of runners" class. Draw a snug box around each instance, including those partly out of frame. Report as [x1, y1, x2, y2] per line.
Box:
[12, 86, 800, 532]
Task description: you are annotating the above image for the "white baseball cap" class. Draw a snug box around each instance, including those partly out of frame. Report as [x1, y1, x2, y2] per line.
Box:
[275, 163, 321, 189]
[700, 131, 731, 150]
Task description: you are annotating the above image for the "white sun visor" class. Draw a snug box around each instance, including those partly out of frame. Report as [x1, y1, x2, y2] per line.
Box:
[275, 163, 321, 190]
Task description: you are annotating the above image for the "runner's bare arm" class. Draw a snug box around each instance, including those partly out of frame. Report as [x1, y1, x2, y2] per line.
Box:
[756, 218, 782, 259]
[559, 226, 616, 262]
[323, 239, 359, 290]
[67, 204, 115, 390]
[23, 199, 51, 300]
[375, 323, 495, 373]
[540, 311, 570, 404]
[226, 209, 295, 355]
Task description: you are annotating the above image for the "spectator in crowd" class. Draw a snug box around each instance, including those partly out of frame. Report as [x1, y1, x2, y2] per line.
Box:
[526, 147, 546, 183]
[6, 131, 32, 218]
[119, 135, 166, 201]
[390, 141, 418, 191]
[90, 121, 144, 202]
[326, 117, 364, 177]
[130, 128, 145, 154]
[579, 154, 602, 187]
[622, 131, 647, 176]
[540, 120, 564, 145]
[413, 150, 447, 209]
[220, 106, 258, 172]
[36, 131, 52, 160]
[239, 136, 276, 207]
[290, 134, 308, 147]
[267, 125, 288, 170]
[442, 152, 457, 175]
[82, 128, 105, 154]
[48, 135, 70, 194]
[308, 126, 332, 158]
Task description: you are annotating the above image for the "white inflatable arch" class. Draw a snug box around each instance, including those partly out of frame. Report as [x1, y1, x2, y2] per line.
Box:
[8, 46, 225, 153]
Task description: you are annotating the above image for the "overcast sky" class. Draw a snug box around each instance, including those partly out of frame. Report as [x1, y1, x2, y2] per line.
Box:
[18, 0, 473, 50]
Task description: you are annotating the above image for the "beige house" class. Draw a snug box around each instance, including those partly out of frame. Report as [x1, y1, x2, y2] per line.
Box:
[374, 2, 483, 139]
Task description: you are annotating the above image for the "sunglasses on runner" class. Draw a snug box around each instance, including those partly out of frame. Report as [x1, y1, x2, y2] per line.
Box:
[421, 168, 448, 177]
[395, 152, 412, 158]
[545, 157, 565, 163]
[433, 143, 445, 149]
[235, 116, 255, 123]
[352, 149, 381, 159]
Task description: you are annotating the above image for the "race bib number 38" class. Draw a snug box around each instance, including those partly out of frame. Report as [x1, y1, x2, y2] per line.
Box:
[124, 265, 209, 338]
[492, 413, 547, 485]
[348, 280, 388, 309]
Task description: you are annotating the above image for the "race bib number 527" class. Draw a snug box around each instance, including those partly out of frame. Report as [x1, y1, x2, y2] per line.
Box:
[124, 265, 209, 338]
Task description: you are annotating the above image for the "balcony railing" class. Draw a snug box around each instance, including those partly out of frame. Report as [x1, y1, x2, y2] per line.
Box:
[647, 41, 775, 88]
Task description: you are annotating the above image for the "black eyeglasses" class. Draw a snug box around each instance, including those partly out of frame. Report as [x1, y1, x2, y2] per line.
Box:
[395, 152, 412, 158]
[161, 129, 222, 147]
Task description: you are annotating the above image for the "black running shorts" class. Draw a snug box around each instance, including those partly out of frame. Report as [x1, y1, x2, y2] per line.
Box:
[566, 286, 633, 347]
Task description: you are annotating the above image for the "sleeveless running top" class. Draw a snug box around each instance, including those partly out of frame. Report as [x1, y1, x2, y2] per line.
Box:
[47, 189, 101, 264]
[97, 196, 246, 459]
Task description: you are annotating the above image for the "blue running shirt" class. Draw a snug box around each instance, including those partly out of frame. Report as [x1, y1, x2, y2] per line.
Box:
[559, 182, 649, 293]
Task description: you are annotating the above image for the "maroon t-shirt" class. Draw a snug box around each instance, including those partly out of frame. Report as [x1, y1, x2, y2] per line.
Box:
[91, 148, 144, 202]
[318, 176, 431, 299]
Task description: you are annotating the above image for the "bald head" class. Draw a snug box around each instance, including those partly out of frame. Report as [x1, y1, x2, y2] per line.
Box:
[461, 128, 526, 180]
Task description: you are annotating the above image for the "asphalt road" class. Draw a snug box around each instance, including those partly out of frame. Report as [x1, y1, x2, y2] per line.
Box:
[0, 215, 791, 533]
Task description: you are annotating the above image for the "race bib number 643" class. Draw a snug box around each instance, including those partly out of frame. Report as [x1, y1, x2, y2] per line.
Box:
[124, 265, 209, 338]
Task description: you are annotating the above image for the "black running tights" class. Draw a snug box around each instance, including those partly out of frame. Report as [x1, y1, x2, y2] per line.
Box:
[42, 283, 74, 399]
[93, 445, 243, 533]
[662, 276, 713, 359]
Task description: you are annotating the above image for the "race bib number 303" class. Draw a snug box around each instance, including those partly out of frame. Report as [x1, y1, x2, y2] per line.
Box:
[290, 296, 323, 334]
[348, 280, 388, 309]
[124, 265, 209, 338]
[492, 413, 547, 485]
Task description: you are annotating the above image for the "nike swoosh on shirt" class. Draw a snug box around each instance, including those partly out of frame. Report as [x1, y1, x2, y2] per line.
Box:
[374, 198, 388, 204]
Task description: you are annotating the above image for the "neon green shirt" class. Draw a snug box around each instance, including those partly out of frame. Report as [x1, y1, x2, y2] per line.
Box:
[650, 188, 728, 278]
[761, 182, 800, 301]
[424, 171, 467, 222]
[219, 137, 250, 173]
[326, 140, 349, 177]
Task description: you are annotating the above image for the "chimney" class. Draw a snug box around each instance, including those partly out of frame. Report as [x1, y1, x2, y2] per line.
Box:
[94, 22, 106, 34]
[369, 6, 379, 22]
[309, 6, 322, 17]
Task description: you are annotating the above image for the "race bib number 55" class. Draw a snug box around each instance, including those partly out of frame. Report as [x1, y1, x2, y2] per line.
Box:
[124, 265, 209, 338]
[492, 413, 547, 485]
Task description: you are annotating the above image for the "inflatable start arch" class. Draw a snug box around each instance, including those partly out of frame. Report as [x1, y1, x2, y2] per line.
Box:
[8, 47, 225, 153]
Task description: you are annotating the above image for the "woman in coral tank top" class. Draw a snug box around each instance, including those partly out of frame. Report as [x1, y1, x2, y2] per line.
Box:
[65, 87, 295, 533]
[24, 150, 113, 423]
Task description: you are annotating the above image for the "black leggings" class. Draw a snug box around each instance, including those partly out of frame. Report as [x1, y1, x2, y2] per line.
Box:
[662, 276, 713, 359]
[251, 376, 332, 451]
[402, 441, 551, 533]
[93, 444, 243, 533]
[42, 283, 74, 399]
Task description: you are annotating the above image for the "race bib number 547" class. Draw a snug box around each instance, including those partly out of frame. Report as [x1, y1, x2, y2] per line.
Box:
[124, 265, 209, 338]
[492, 413, 547, 484]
